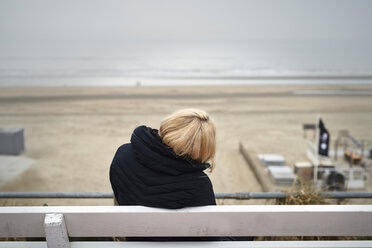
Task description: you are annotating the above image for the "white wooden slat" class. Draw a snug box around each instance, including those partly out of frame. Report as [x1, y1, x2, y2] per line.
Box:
[69, 241, 372, 248]
[1, 205, 371, 214]
[44, 214, 70, 248]
[0, 242, 46, 248]
[1, 205, 372, 237]
[64, 211, 372, 237]
[1, 241, 372, 248]
[0, 212, 45, 237]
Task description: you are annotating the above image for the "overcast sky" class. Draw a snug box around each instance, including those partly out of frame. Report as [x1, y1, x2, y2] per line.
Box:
[0, 0, 372, 42]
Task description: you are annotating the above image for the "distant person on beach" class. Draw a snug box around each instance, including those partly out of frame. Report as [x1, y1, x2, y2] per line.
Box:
[110, 108, 216, 209]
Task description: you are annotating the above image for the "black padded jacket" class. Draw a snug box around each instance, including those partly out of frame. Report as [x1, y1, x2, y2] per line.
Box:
[110, 125, 216, 209]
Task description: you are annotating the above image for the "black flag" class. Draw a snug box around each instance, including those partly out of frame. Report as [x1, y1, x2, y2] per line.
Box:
[318, 118, 330, 156]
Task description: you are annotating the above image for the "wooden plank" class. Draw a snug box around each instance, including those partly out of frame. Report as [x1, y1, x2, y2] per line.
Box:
[1, 205, 372, 237]
[2, 241, 372, 248]
[0, 242, 46, 248]
[0, 211, 44, 237]
[239, 143, 270, 192]
[44, 214, 71, 248]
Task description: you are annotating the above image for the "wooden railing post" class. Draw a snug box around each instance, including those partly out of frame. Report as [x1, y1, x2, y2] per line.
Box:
[44, 213, 71, 248]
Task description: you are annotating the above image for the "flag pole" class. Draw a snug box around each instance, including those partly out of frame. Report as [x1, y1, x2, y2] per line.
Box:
[314, 115, 320, 185]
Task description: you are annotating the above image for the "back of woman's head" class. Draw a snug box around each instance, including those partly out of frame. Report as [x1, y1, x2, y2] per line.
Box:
[159, 109, 216, 169]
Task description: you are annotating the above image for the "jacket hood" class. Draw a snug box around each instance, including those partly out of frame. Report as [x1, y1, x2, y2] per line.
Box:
[131, 125, 210, 175]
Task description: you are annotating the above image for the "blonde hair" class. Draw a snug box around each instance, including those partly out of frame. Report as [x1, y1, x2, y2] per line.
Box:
[159, 109, 216, 170]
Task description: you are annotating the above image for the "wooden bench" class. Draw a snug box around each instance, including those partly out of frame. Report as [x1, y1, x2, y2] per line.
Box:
[1, 205, 372, 247]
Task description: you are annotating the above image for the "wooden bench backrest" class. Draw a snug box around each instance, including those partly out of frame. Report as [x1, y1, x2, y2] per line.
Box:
[1, 205, 372, 238]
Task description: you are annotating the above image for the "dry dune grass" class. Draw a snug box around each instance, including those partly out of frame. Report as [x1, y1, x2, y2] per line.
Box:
[276, 186, 327, 205]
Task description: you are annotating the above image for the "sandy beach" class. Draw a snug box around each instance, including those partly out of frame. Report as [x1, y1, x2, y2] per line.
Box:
[1, 84, 372, 206]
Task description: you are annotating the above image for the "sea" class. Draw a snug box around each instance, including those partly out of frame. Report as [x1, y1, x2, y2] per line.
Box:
[1, 40, 372, 87]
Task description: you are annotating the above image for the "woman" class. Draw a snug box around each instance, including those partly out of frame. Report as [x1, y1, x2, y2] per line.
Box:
[109, 108, 216, 209]
[109, 110, 252, 241]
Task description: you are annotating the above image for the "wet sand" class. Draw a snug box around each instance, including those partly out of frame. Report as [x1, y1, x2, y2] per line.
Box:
[1, 84, 372, 206]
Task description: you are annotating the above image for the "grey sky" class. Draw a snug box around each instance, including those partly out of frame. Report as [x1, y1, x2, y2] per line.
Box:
[0, 0, 372, 42]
